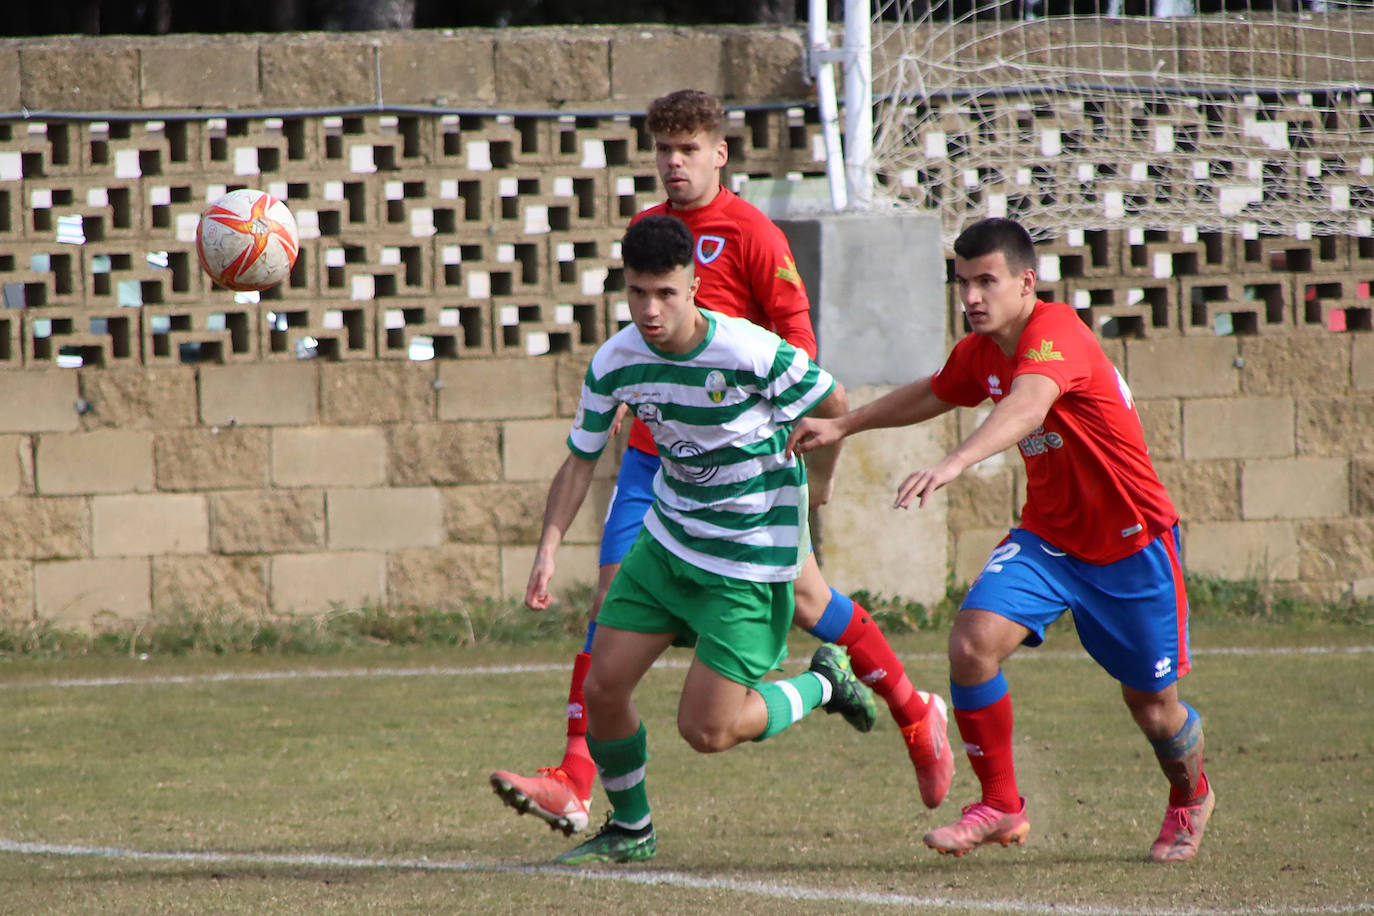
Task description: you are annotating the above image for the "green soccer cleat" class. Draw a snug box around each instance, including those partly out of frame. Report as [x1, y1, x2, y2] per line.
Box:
[809, 643, 878, 733]
[554, 814, 657, 865]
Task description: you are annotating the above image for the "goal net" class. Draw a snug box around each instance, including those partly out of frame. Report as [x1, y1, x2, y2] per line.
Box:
[867, 2, 1374, 244]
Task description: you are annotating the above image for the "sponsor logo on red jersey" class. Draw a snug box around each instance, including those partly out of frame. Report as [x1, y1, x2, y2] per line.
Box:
[775, 254, 802, 287]
[1022, 339, 1064, 362]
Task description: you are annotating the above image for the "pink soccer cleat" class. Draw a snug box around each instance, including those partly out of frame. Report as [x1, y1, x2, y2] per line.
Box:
[1149, 787, 1215, 863]
[490, 766, 591, 836]
[923, 799, 1030, 856]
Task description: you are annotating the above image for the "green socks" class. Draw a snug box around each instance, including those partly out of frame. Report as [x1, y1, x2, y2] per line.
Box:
[753, 671, 829, 741]
[587, 721, 651, 830]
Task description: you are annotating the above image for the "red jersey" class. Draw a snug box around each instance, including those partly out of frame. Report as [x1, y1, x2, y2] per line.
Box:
[929, 300, 1178, 564]
[624, 186, 816, 454]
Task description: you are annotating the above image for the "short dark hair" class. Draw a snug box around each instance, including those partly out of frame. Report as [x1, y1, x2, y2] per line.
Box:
[953, 217, 1037, 274]
[646, 89, 725, 138]
[622, 215, 694, 275]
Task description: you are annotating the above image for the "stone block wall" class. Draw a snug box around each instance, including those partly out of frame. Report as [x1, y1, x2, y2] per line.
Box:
[2, 26, 810, 114]
[0, 24, 1370, 622]
[1, 357, 618, 622]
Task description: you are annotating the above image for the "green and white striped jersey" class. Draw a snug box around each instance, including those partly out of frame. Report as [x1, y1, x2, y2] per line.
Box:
[568, 309, 835, 583]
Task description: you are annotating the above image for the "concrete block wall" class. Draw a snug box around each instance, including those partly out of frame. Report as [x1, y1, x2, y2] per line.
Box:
[1, 26, 809, 115]
[0, 357, 617, 622]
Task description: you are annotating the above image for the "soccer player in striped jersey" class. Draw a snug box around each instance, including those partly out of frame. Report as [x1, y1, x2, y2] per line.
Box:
[787, 217, 1214, 864]
[491, 89, 952, 838]
[523, 214, 875, 864]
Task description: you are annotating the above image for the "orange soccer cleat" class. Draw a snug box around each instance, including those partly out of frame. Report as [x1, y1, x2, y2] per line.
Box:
[490, 766, 591, 836]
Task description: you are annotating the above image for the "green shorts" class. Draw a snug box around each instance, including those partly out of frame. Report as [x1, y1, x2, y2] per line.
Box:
[598, 530, 793, 687]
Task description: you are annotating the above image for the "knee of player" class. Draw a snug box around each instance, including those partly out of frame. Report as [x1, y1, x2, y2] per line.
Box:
[582, 672, 624, 715]
[1123, 688, 1187, 738]
[946, 628, 984, 671]
[676, 716, 734, 754]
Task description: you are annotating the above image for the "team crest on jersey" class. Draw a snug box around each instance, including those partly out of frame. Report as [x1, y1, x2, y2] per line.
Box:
[696, 235, 727, 265]
[987, 374, 1003, 396]
[636, 403, 662, 427]
[704, 370, 727, 403]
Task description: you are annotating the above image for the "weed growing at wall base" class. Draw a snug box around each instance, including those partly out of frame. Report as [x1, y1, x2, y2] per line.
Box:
[0, 576, 1365, 662]
[0, 587, 598, 661]
[1186, 575, 1374, 626]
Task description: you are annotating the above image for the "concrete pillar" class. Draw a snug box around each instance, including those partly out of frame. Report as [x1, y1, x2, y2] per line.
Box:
[778, 212, 950, 606]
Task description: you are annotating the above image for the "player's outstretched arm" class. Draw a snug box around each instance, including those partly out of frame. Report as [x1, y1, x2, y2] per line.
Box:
[894, 373, 1059, 510]
[787, 375, 951, 458]
[525, 452, 599, 611]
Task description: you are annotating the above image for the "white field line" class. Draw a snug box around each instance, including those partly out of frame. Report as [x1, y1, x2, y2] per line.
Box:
[0, 644, 1370, 691]
[0, 837, 1369, 916]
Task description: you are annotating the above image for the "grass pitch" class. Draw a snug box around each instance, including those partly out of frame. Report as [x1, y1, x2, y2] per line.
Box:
[0, 622, 1370, 915]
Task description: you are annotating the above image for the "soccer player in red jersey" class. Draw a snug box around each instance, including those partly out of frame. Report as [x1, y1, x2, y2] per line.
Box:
[490, 89, 953, 836]
[787, 217, 1214, 863]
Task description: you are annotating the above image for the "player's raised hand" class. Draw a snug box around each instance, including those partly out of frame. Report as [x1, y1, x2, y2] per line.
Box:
[786, 417, 841, 458]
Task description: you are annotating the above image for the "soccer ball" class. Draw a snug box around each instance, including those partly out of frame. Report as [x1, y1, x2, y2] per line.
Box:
[195, 189, 300, 292]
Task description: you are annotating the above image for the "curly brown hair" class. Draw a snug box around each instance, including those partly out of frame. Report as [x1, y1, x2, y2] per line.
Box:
[622, 214, 694, 275]
[646, 89, 725, 139]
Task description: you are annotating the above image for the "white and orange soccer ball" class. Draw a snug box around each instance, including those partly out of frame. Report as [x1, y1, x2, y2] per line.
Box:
[195, 188, 299, 292]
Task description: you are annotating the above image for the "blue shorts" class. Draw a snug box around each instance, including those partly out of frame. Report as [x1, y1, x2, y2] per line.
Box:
[598, 447, 659, 567]
[962, 526, 1191, 693]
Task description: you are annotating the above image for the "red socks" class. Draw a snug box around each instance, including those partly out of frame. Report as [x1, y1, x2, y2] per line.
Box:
[559, 651, 596, 797]
[836, 602, 931, 729]
[953, 692, 1021, 813]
